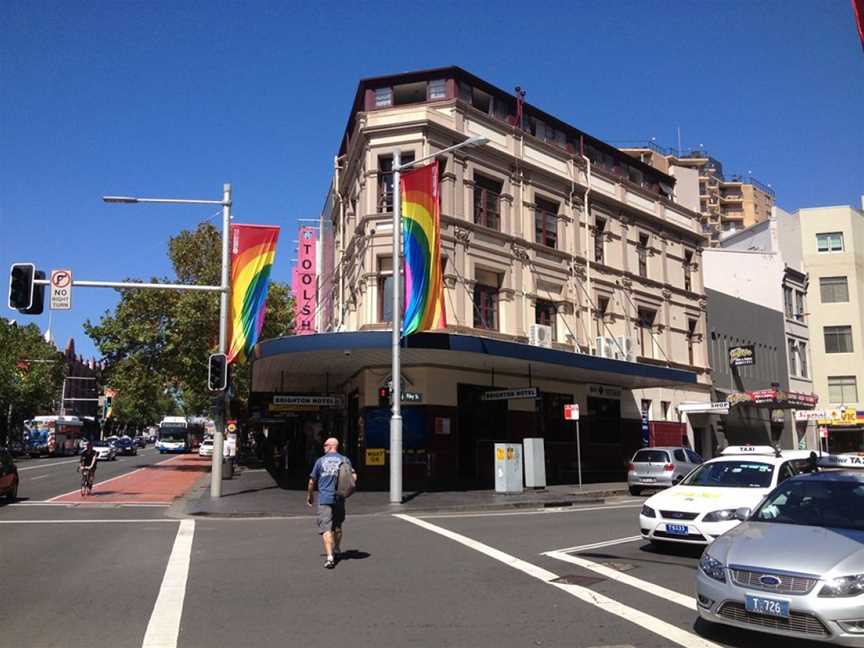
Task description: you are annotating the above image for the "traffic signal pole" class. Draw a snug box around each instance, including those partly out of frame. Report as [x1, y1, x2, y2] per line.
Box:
[211, 183, 232, 497]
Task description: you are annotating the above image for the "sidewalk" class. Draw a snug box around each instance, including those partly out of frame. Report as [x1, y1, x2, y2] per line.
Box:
[179, 464, 630, 518]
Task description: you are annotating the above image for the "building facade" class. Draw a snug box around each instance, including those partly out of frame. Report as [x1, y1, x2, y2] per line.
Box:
[251, 67, 712, 489]
[798, 202, 864, 452]
[696, 207, 817, 453]
[621, 144, 774, 246]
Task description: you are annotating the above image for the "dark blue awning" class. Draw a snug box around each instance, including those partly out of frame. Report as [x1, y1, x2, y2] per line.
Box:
[252, 331, 698, 394]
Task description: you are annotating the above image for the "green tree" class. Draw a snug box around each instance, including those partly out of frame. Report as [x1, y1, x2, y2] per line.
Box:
[0, 319, 64, 443]
[85, 222, 294, 424]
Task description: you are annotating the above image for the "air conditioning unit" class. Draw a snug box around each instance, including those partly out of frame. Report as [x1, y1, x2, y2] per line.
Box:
[529, 324, 553, 348]
[615, 336, 634, 361]
[595, 336, 613, 358]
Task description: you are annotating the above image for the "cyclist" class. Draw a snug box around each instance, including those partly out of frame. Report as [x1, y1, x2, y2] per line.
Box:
[78, 441, 98, 496]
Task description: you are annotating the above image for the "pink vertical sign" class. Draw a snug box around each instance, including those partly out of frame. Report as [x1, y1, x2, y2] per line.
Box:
[292, 226, 317, 335]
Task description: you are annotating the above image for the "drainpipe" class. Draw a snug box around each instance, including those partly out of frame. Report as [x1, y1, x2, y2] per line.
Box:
[334, 155, 346, 330]
[580, 138, 593, 348]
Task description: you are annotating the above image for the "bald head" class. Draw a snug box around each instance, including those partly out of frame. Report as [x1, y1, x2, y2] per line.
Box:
[323, 437, 339, 452]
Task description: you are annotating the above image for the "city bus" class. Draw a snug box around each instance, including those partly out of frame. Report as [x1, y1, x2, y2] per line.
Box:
[23, 416, 85, 457]
[157, 416, 189, 453]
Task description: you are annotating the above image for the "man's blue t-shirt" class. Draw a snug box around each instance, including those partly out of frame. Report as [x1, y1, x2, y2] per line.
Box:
[310, 452, 352, 505]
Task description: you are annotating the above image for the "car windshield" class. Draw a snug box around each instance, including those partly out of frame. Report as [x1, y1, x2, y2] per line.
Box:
[680, 460, 774, 488]
[633, 450, 669, 463]
[753, 479, 864, 530]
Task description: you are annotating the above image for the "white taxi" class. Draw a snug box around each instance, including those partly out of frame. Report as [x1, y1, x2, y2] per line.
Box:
[639, 446, 806, 545]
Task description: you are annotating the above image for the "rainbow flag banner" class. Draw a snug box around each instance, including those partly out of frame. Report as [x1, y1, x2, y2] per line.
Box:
[401, 162, 446, 335]
[228, 223, 280, 363]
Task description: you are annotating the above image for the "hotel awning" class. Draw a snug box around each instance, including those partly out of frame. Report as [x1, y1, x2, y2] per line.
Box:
[251, 331, 699, 393]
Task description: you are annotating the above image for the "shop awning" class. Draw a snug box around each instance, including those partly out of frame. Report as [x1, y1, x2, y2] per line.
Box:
[727, 388, 818, 409]
[251, 331, 699, 393]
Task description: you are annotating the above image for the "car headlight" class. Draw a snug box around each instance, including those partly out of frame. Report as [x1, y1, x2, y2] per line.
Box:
[699, 553, 726, 582]
[641, 505, 656, 518]
[702, 509, 737, 523]
[819, 575, 864, 598]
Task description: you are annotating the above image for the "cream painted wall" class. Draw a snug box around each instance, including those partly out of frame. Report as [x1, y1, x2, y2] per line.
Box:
[799, 205, 864, 409]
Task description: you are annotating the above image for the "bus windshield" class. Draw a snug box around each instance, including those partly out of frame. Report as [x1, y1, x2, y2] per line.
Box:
[159, 426, 186, 442]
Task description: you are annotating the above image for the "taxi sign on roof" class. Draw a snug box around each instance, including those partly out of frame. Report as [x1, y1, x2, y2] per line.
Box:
[720, 445, 779, 456]
[817, 453, 864, 468]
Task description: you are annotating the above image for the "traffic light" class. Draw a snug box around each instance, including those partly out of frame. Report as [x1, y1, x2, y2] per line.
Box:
[208, 353, 228, 391]
[8, 264, 45, 314]
[9, 263, 35, 311]
[25, 271, 45, 315]
[378, 387, 390, 407]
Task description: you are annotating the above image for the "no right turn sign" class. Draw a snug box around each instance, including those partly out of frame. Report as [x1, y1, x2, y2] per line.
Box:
[50, 269, 72, 310]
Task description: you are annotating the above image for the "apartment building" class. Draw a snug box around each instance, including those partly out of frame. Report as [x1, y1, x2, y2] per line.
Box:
[250, 67, 711, 489]
[799, 202, 864, 452]
[621, 144, 774, 246]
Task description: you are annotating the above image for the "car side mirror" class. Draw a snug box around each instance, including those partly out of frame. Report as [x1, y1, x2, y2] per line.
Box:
[735, 507, 752, 521]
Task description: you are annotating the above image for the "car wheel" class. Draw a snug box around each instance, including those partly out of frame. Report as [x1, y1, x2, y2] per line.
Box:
[7, 480, 18, 501]
[629, 486, 641, 496]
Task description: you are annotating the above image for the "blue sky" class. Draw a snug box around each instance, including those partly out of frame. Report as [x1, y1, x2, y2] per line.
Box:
[2, 0, 862, 359]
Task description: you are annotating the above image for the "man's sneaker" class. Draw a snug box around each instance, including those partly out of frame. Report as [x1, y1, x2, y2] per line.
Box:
[324, 557, 335, 569]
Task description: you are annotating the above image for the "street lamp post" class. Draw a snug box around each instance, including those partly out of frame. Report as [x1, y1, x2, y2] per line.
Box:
[103, 185, 232, 497]
[389, 136, 488, 504]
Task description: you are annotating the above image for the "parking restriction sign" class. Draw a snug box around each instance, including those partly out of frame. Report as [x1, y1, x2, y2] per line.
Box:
[50, 269, 72, 310]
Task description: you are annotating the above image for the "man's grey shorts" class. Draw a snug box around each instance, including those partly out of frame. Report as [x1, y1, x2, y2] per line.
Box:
[317, 500, 346, 534]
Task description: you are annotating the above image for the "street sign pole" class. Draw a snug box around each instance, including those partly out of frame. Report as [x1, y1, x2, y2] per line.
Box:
[576, 419, 582, 489]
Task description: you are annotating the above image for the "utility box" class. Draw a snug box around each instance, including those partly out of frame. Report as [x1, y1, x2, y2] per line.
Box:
[494, 443, 523, 494]
[523, 438, 546, 489]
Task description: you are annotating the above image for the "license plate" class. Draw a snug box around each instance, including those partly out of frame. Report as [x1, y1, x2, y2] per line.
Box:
[665, 523, 689, 535]
[642, 477, 656, 482]
[745, 594, 790, 618]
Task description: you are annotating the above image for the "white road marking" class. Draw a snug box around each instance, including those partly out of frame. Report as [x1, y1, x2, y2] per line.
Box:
[29, 474, 52, 481]
[0, 518, 178, 524]
[141, 520, 195, 648]
[544, 550, 696, 609]
[17, 459, 81, 471]
[10, 501, 170, 508]
[48, 454, 185, 501]
[418, 503, 642, 519]
[395, 514, 720, 648]
[545, 535, 644, 554]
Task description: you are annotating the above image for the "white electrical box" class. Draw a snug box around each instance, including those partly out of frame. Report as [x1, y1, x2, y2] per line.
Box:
[523, 438, 546, 488]
[494, 443, 523, 494]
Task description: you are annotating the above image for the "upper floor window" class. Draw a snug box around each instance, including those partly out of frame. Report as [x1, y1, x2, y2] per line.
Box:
[817, 232, 844, 253]
[824, 325, 854, 353]
[473, 174, 502, 230]
[795, 290, 806, 321]
[787, 338, 798, 376]
[535, 300, 557, 338]
[374, 87, 392, 108]
[783, 286, 794, 319]
[473, 269, 500, 331]
[828, 376, 858, 404]
[377, 152, 415, 212]
[377, 257, 394, 323]
[820, 276, 849, 303]
[594, 218, 606, 264]
[535, 198, 558, 249]
[595, 296, 610, 333]
[637, 233, 650, 278]
[687, 317, 698, 366]
[798, 340, 808, 378]
[683, 250, 693, 292]
[427, 79, 446, 100]
[637, 308, 657, 358]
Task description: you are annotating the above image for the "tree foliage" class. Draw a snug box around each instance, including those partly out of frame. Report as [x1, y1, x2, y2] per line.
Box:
[85, 222, 294, 425]
[0, 319, 64, 442]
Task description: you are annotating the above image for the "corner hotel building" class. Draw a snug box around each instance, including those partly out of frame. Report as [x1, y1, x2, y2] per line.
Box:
[250, 67, 714, 489]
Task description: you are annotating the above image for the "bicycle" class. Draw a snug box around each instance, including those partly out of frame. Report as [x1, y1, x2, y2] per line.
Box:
[79, 467, 94, 496]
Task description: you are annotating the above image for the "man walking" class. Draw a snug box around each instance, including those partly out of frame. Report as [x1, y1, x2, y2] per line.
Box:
[307, 437, 356, 569]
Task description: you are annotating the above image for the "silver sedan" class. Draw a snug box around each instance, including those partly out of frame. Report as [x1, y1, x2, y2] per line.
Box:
[697, 470, 864, 645]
